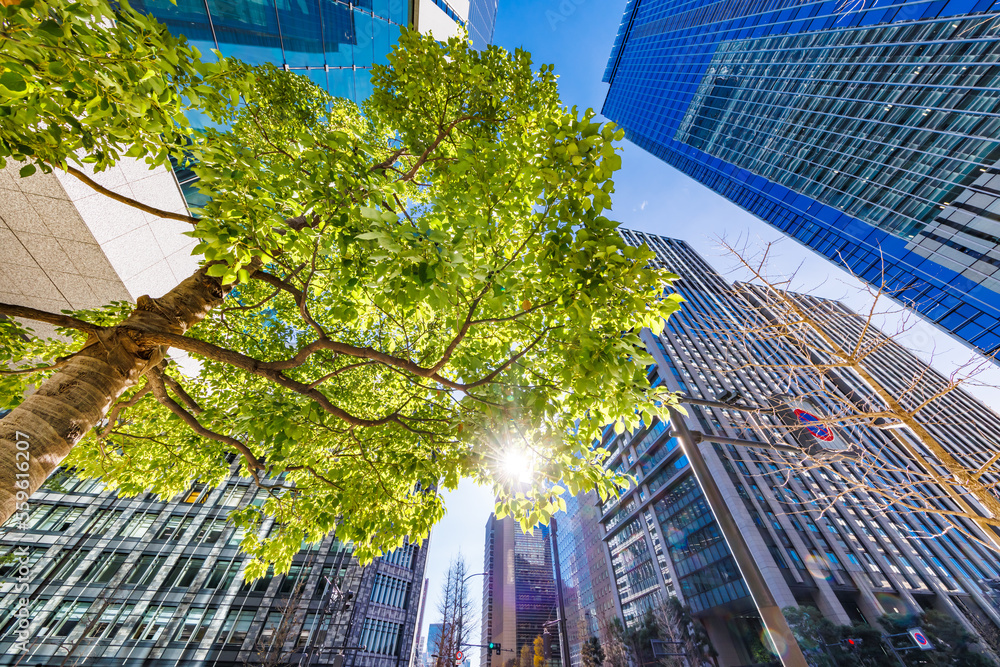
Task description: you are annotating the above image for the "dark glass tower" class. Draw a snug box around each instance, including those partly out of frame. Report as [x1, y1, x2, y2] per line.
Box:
[480, 515, 558, 667]
[603, 0, 1000, 359]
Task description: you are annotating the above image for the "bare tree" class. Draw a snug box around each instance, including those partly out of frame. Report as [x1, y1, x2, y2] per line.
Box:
[682, 237, 1000, 556]
[599, 614, 632, 667]
[250, 574, 309, 667]
[435, 556, 475, 667]
[652, 598, 717, 667]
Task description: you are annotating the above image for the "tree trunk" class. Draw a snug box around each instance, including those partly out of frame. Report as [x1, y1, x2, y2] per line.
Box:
[0, 265, 228, 525]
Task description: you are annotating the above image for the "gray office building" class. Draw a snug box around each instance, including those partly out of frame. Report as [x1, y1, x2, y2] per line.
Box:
[556, 229, 1000, 665]
[0, 465, 428, 666]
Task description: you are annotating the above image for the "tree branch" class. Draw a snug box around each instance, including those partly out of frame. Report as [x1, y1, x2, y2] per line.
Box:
[0, 302, 105, 333]
[0, 357, 72, 375]
[63, 165, 199, 225]
[147, 368, 266, 474]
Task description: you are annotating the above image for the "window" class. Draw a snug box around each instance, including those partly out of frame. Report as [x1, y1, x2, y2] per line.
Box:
[360, 618, 403, 656]
[81, 552, 128, 584]
[241, 565, 273, 593]
[297, 613, 317, 648]
[183, 483, 209, 504]
[49, 549, 90, 581]
[82, 509, 122, 536]
[40, 601, 89, 638]
[174, 607, 216, 642]
[218, 485, 246, 507]
[204, 560, 241, 590]
[250, 489, 270, 508]
[84, 603, 135, 639]
[155, 516, 193, 541]
[194, 518, 229, 544]
[35, 506, 83, 532]
[278, 564, 304, 595]
[228, 526, 247, 546]
[126, 555, 168, 586]
[131, 606, 177, 641]
[119, 512, 157, 538]
[220, 609, 256, 645]
[163, 558, 205, 588]
[370, 574, 410, 609]
[0, 546, 46, 579]
[258, 611, 285, 647]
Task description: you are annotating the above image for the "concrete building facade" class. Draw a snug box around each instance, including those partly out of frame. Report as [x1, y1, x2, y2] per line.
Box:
[557, 229, 1000, 665]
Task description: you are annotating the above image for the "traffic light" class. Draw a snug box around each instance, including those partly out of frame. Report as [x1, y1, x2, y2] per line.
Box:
[842, 638, 862, 649]
[488, 642, 501, 655]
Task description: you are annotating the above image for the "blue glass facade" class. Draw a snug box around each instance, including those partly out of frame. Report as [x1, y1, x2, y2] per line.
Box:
[468, 0, 499, 49]
[603, 0, 1000, 359]
[133, 0, 409, 102]
[130, 0, 411, 205]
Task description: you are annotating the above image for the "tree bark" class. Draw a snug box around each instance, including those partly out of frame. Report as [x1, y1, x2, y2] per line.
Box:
[0, 265, 228, 525]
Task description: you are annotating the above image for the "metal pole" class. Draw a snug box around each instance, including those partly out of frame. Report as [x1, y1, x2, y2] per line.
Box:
[668, 407, 808, 667]
[548, 519, 572, 667]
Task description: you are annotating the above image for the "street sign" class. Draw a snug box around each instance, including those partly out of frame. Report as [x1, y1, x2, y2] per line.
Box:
[455, 650, 464, 663]
[908, 627, 933, 651]
[793, 408, 834, 442]
[768, 395, 851, 455]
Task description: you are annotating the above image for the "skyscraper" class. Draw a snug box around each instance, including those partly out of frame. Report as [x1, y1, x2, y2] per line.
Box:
[603, 0, 1000, 359]
[480, 515, 558, 667]
[557, 229, 1000, 664]
[0, 467, 428, 666]
[468, 0, 500, 49]
[550, 492, 617, 667]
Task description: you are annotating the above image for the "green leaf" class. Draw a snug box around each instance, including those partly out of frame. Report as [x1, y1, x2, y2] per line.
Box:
[18, 164, 36, 178]
[0, 71, 27, 94]
[0, 21, 685, 574]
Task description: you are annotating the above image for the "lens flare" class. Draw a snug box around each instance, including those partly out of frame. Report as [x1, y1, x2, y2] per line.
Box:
[502, 448, 533, 484]
[762, 629, 788, 658]
[804, 553, 833, 582]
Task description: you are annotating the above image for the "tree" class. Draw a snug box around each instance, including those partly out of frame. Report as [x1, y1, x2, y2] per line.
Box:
[782, 606, 888, 667]
[653, 597, 717, 667]
[685, 238, 1000, 555]
[434, 557, 475, 667]
[533, 635, 546, 667]
[519, 644, 533, 667]
[880, 610, 997, 667]
[0, 0, 682, 573]
[581, 636, 605, 667]
[627, 609, 659, 667]
[601, 615, 632, 667]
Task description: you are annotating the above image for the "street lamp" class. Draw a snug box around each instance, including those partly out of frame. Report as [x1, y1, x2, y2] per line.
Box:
[667, 400, 810, 667]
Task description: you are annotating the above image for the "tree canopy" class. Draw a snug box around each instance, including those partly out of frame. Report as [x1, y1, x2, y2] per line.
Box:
[0, 0, 681, 574]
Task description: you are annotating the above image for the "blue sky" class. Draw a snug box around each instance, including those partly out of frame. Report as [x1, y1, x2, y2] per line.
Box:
[418, 0, 1000, 661]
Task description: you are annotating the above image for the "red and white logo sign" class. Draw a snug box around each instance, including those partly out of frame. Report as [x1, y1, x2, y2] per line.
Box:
[793, 408, 835, 442]
[455, 651, 464, 663]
